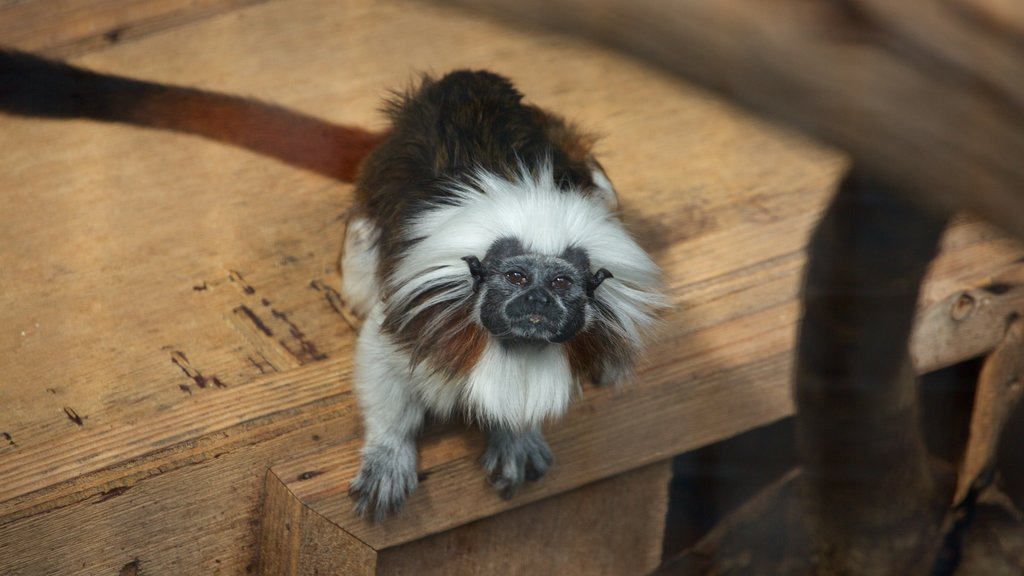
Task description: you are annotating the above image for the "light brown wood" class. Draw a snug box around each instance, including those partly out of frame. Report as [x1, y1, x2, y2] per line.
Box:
[955, 0, 1024, 40]
[0, 0, 267, 57]
[912, 261, 1024, 374]
[259, 469, 378, 576]
[0, 0, 1022, 573]
[955, 319, 1024, 505]
[376, 461, 671, 576]
[430, 0, 1024, 239]
[851, 0, 1024, 113]
[261, 459, 670, 575]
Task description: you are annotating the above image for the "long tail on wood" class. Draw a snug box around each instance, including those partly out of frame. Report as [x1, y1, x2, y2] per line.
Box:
[0, 49, 385, 182]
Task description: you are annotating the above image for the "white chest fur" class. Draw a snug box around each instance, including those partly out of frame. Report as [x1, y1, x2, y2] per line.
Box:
[463, 340, 577, 430]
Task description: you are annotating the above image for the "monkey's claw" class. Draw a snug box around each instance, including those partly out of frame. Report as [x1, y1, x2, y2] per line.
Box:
[349, 446, 418, 522]
[482, 429, 554, 499]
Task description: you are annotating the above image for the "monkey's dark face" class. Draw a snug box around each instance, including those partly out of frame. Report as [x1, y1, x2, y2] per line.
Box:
[463, 238, 611, 343]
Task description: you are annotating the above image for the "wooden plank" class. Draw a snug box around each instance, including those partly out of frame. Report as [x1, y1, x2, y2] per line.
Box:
[267, 319, 797, 551]
[0, 0, 267, 57]
[259, 458, 669, 575]
[0, 397, 364, 575]
[259, 469, 377, 575]
[376, 461, 672, 576]
[0, 0, 841, 519]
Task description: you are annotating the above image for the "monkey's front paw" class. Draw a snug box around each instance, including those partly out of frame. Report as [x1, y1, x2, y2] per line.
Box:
[482, 430, 554, 500]
[349, 445, 418, 522]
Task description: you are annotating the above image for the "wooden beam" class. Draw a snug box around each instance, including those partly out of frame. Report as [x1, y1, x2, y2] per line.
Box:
[259, 459, 672, 575]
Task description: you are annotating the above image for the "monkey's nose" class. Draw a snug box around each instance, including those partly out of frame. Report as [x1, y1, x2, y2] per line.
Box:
[524, 288, 551, 305]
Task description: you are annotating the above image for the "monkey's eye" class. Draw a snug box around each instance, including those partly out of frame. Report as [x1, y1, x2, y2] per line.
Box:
[551, 276, 574, 291]
[504, 270, 529, 286]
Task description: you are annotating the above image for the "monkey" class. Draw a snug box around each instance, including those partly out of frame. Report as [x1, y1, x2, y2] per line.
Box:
[0, 51, 666, 521]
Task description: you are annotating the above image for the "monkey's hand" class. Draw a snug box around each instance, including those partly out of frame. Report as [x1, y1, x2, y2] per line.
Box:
[482, 427, 554, 499]
[349, 443, 418, 522]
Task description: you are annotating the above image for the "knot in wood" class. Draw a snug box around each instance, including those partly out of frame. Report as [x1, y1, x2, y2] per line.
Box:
[951, 292, 976, 321]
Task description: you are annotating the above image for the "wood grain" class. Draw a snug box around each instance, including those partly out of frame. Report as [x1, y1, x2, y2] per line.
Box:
[259, 468, 378, 576]
[0, 0, 1020, 572]
[955, 319, 1024, 505]
[260, 459, 670, 575]
[912, 262, 1024, 374]
[0, 0, 267, 57]
[376, 461, 671, 576]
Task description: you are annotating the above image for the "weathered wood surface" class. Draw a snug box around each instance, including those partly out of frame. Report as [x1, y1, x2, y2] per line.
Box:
[260, 459, 671, 575]
[0, 0, 1021, 573]
[0, 0, 267, 57]
[430, 0, 1024, 240]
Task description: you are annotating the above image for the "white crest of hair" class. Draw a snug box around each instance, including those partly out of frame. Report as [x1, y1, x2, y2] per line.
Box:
[387, 159, 666, 348]
[464, 340, 577, 429]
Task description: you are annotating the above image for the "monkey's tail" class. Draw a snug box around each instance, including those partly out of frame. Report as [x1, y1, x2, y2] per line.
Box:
[0, 49, 384, 182]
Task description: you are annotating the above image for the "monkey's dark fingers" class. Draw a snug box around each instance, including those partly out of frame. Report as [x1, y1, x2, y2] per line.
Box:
[524, 441, 554, 483]
[482, 428, 553, 499]
[349, 453, 418, 522]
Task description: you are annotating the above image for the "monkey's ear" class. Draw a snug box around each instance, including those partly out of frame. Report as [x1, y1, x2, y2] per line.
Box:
[462, 256, 486, 292]
[587, 268, 613, 298]
[588, 160, 619, 210]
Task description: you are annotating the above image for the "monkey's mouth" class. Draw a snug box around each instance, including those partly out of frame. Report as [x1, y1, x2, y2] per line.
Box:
[502, 311, 567, 342]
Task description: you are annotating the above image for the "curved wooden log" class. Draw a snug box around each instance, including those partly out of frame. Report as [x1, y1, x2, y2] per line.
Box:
[429, 0, 1024, 238]
[795, 170, 949, 573]
[849, 0, 1024, 114]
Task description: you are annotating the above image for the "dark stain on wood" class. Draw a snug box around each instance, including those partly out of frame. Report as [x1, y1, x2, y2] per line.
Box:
[170, 350, 225, 390]
[179, 384, 192, 395]
[271, 307, 327, 363]
[228, 269, 256, 295]
[192, 282, 208, 292]
[97, 485, 131, 503]
[2, 432, 14, 446]
[63, 407, 84, 426]
[297, 470, 324, 481]
[104, 27, 124, 44]
[981, 282, 1012, 295]
[171, 351, 206, 388]
[309, 279, 349, 320]
[246, 354, 273, 374]
[234, 305, 274, 337]
[119, 559, 139, 576]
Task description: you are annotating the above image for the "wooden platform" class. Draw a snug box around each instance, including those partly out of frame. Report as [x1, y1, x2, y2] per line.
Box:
[1, 0, 1021, 573]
